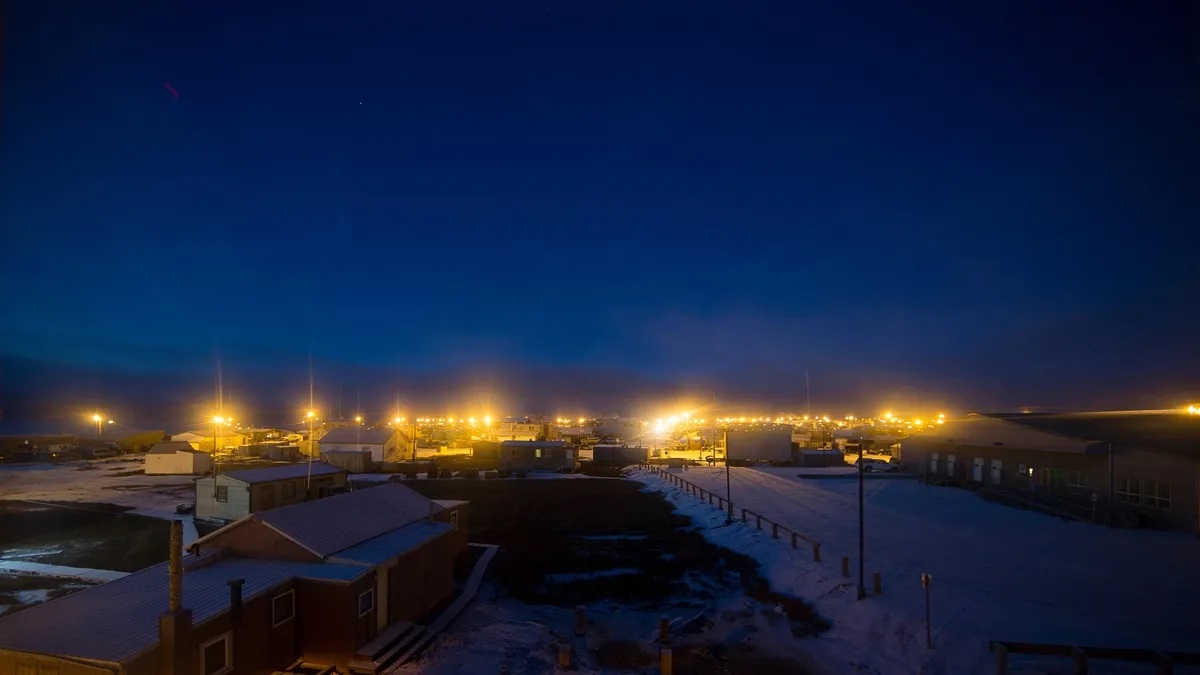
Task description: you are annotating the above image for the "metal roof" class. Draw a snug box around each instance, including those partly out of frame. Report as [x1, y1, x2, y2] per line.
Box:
[329, 520, 453, 565]
[254, 483, 442, 557]
[318, 427, 399, 445]
[992, 411, 1200, 458]
[500, 440, 566, 447]
[0, 554, 365, 664]
[219, 462, 344, 484]
[147, 441, 204, 455]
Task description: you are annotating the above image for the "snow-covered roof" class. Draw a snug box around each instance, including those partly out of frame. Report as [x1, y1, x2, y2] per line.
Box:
[318, 427, 398, 445]
[147, 441, 205, 455]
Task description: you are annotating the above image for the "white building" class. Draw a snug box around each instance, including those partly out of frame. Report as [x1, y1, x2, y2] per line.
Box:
[317, 427, 403, 462]
[488, 421, 550, 442]
[144, 442, 213, 475]
[195, 462, 346, 521]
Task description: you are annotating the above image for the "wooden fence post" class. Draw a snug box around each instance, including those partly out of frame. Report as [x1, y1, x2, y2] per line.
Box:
[993, 643, 1008, 675]
[658, 616, 670, 643]
[574, 605, 587, 637]
[772, 523, 778, 539]
[558, 644, 571, 670]
[660, 648, 673, 675]
[812, 542, 821, 562]
[755, 515, 762, 530]
[741, 509, 747, 523]
[790, 532, 797, 549]
[1071, 647, 1088, 675]
[873, 571, 882, 595]
[841, 556, 849, 577]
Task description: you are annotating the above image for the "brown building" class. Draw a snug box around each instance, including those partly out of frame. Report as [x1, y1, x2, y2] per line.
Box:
[903, 411, 1200, 533]
[0, 483, 469, 675]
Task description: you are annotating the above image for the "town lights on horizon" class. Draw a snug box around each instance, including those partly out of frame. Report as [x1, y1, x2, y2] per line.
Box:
[1188, 405, 1199, 415]
[484, 415, 492, 426]
[354, 415, 362, 424]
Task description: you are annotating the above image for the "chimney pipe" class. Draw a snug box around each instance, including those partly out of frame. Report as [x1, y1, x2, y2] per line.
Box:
[228, 578, 244, 611]
[168, 520, 183, 612]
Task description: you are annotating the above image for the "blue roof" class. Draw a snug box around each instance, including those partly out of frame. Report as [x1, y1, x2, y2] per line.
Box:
[221, 462, 343, 484]
[252, 483, 440, 557]
[330, 520, 454, 565]
[0, 553, 366, 663]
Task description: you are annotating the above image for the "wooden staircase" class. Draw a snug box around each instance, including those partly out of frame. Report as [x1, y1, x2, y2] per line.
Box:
[348, 621, 427, 675]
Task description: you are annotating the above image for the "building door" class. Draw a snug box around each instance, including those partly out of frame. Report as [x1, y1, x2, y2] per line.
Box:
[929, 452, 939, 473]
[946, 454, 956, 477]
[990, 459, 1003, 485]
[972, 458, 984, 482]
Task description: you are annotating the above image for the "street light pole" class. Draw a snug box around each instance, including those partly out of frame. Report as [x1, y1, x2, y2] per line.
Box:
[857, 437, 866, 600]
[212, 416, 225, 500]
[306, 411, 316, 491]
[724, 428, 733, 525]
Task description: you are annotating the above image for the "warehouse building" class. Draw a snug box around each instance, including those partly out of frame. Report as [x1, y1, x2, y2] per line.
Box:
[903, 411, 1200, 533]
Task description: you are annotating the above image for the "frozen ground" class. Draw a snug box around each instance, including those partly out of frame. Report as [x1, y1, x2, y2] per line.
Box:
[0, 459, 195, 514]
[635, 466, 1200, 675]
[401, 584, 822, 675]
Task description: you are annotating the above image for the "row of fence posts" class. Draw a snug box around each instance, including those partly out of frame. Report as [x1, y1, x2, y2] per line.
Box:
[638, 463, 937, 650]
[558, 606, 676, 673]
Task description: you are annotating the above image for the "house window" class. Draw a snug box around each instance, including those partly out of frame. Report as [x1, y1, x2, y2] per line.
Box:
[358, 589, 375, 617]
[1115, 478, 1140, 503]
[272, 590, 295, 627]
[282, 482, 296, 499]
[1067, 471, 1089, 489]
[535, 448, 542, 459]
[215, 486, 229, 503]
[450, 510, 459, 531]
[200, 632, 233, 675]
[1141, 481, 1171, 510]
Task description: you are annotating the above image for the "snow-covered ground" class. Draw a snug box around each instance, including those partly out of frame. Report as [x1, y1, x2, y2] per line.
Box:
[0, 459, 195, 515]
[634, 466, 1200, 674]
[401, 585, 823, 674]
[0, 560, 129, 583]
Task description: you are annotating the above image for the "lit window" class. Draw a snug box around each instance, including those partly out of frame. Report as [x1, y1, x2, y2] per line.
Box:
[358, 589, 374, 617]
[215, 486, 229, 503]
[272, 590, 295, 626]
[200, 632, 233, 675]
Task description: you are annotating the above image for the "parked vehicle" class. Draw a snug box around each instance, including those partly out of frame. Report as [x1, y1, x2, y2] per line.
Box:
[854, 458, 897, 472]
[175, 503, 195, 514]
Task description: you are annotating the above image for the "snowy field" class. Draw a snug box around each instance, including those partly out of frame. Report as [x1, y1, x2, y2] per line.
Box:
[0, 458, 195, 516]
[635, 466, 1200, 675]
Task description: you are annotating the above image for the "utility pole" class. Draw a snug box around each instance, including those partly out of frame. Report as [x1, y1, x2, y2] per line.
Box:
[857, 437, 866, 600]
[805, 367, 810, 417]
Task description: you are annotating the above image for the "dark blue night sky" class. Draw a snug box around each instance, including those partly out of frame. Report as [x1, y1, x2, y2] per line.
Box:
[2, 1, 1198, 424]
